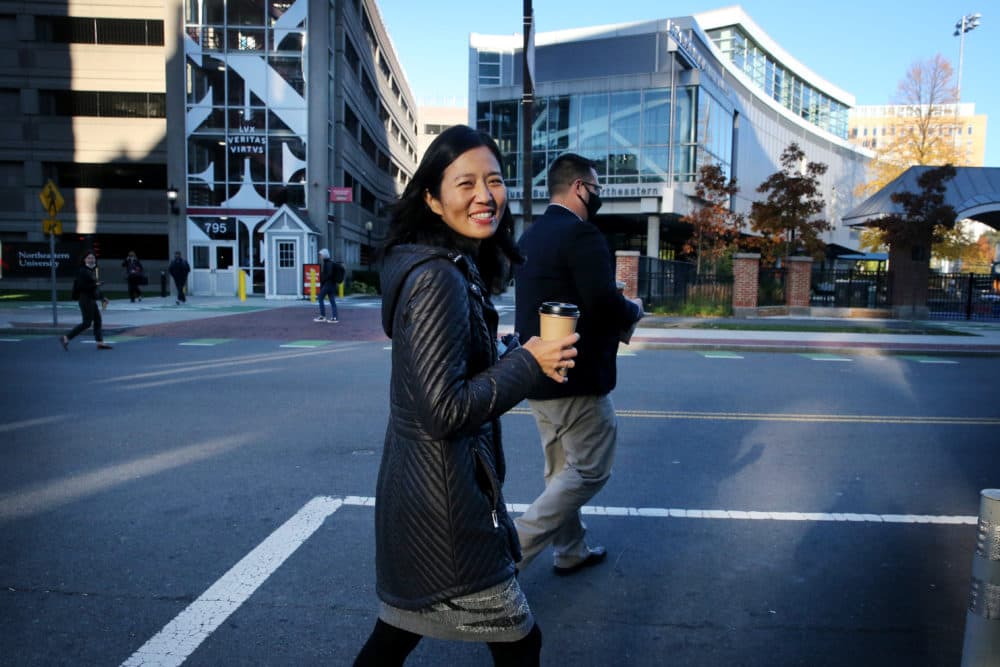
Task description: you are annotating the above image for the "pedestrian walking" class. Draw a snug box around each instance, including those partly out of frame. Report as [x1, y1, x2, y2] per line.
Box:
[313, 249, 343, 323]
[169, 251, 191, 304]
[513, 153, 644, 575]
[122, 250, 145, 302]
[61, 250, 112, 351]
[353, 125, 578, 667]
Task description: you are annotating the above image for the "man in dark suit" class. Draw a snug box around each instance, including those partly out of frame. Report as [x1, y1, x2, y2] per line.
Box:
[514, 153, 643, 575]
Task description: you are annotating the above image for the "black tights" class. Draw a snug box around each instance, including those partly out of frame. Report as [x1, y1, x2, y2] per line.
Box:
[353, 618, 542, 667]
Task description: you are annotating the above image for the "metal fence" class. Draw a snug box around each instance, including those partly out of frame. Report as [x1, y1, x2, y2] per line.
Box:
[809, 269, 891, 308]
[635, 260, 1000, 319]
[927, 272, 1000, 320]
[637, 256, 732, 311]
[757, 267, 785, 307]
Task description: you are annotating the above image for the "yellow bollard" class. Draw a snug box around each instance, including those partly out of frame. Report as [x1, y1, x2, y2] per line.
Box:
[238, 270, 246, 301]
[309, 269, 317, 302]
[338, 282, 344, 298]
[961, 489, 1000, 666]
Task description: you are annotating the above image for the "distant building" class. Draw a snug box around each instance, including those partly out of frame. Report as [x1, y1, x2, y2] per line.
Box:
[417, 105, 468, 159]
[470, 6, 872, 257]
[1, 0, 417, 296]
[848, 103, 987, 166]
[0, 1, 171, 280]
[172, 0, 417, 295]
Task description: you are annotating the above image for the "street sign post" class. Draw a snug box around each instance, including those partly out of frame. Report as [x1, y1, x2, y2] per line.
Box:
[39, 180, 65, 325]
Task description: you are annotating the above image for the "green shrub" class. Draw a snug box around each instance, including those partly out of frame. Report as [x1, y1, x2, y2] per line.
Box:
[348, 280, 378, 296]
[351, 269, 380, 294]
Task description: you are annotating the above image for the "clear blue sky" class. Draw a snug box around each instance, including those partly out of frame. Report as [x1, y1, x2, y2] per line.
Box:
[378, 1, 997, 166]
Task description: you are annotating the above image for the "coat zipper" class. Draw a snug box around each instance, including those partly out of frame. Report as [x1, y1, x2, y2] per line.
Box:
[473, 448, 501, 530]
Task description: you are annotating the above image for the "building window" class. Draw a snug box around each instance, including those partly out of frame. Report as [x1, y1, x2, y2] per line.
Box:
[39, 90, 166, 118]
[42, 161, 166, 189]
[344, 37, 359, 74]
[360, 185, 377, 213]
[278, 241, 295, 268]
[707, 25, 848, 138]
[478, 51, 501, 86]
[343, 103, 359, 136]
[361, 73, 377, 108]
[36, 16, 164, 46]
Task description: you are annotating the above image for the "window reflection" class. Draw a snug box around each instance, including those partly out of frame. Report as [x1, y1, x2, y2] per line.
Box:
[476, 85, 732, 187]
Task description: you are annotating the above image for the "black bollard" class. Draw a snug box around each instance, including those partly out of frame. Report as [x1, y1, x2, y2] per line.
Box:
[160, 270, 169, 298]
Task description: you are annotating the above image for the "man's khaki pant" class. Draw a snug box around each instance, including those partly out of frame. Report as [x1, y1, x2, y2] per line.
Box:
[515, 393, 617, 570]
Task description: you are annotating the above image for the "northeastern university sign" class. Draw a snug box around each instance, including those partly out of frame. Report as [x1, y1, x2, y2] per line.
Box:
[507, 183, 668, 200]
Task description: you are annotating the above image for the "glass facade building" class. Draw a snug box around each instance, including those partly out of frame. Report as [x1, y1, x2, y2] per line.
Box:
[477, 85, 733, 188]
[470, 9, 869, 255]
[705, 25, 849, 139]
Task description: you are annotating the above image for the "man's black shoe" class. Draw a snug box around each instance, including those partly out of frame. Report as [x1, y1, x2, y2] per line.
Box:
[553, 546, 607, 576]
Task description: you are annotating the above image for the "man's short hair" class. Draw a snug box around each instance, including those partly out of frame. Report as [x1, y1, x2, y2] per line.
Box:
[547, 153, 597, 197]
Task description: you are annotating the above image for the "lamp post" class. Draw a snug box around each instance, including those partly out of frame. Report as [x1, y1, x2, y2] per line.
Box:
[166, 185, 180, 216]
[953, 13, 981, 104]
[365, 220, 373, 270]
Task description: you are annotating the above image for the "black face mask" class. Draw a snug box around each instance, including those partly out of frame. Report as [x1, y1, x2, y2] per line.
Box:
[578, 188, 603, 220]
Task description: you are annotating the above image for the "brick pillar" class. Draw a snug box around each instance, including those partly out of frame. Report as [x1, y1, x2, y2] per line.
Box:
[732, 253, 760, 318]
[889, 240, 931, 319]
[615, 251, 640, 299]
[784, 256, 813, 315]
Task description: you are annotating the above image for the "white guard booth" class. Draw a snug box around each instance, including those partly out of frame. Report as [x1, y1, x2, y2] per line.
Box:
[260, 204, 320, 299]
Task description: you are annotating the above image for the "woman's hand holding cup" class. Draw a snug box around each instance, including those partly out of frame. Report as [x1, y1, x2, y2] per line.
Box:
[523, 332, 580, 383]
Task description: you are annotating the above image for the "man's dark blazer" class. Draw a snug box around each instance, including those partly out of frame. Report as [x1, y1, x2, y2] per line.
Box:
[514, 204, 642, 401]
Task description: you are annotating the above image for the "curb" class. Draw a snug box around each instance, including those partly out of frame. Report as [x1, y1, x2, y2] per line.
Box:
[628, 340, 1000, 356]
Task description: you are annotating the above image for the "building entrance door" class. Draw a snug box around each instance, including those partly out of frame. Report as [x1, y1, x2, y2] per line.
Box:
[273, 238, 298, 296]
[190, 243, 237, 296]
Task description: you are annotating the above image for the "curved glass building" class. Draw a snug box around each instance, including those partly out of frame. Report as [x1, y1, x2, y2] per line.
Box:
[470, 6, 871, 257]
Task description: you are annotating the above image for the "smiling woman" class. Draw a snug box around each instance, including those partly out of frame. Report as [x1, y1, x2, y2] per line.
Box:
[423, 145, 507, 242]
[353, 125, 579, 666]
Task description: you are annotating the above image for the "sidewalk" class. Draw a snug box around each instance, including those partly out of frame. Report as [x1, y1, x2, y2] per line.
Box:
[3, 294, 1000, 355]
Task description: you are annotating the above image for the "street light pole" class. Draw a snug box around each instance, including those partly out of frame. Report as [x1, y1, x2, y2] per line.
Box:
[953, 13, 981, 104]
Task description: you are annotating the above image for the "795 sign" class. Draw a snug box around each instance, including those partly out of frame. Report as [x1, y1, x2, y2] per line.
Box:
[200, 219, 236, 240]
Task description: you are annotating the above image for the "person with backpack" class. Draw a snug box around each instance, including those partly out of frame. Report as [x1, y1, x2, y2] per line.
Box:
[169, 251, 191, 304]
[314, 248, 343, 323]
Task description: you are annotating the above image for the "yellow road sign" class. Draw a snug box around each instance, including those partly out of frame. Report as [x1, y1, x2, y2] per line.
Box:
[39, 180, 64, 218]
[42, 218, 62, 236]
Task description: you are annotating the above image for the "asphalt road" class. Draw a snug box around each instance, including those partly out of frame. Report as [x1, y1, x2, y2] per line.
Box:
[2, 327, 997, 666]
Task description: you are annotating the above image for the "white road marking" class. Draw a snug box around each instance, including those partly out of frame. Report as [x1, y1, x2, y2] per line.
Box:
[120, 496, 343, 667]
[1, 435, 253, 521]
[0, 414, 70, 433]
[506, 407, 1000, 425]
[120, 493, 977, 665]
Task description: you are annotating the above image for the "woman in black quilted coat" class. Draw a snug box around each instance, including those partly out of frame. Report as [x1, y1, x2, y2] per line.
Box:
[353, 126, 578, 667]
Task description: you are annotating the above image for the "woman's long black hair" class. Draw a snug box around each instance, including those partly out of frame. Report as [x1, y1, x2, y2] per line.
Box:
[383, 125, 522, 295]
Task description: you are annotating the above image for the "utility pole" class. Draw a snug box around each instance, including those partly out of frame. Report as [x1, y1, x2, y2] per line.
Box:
[521, 0, 534, 229]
